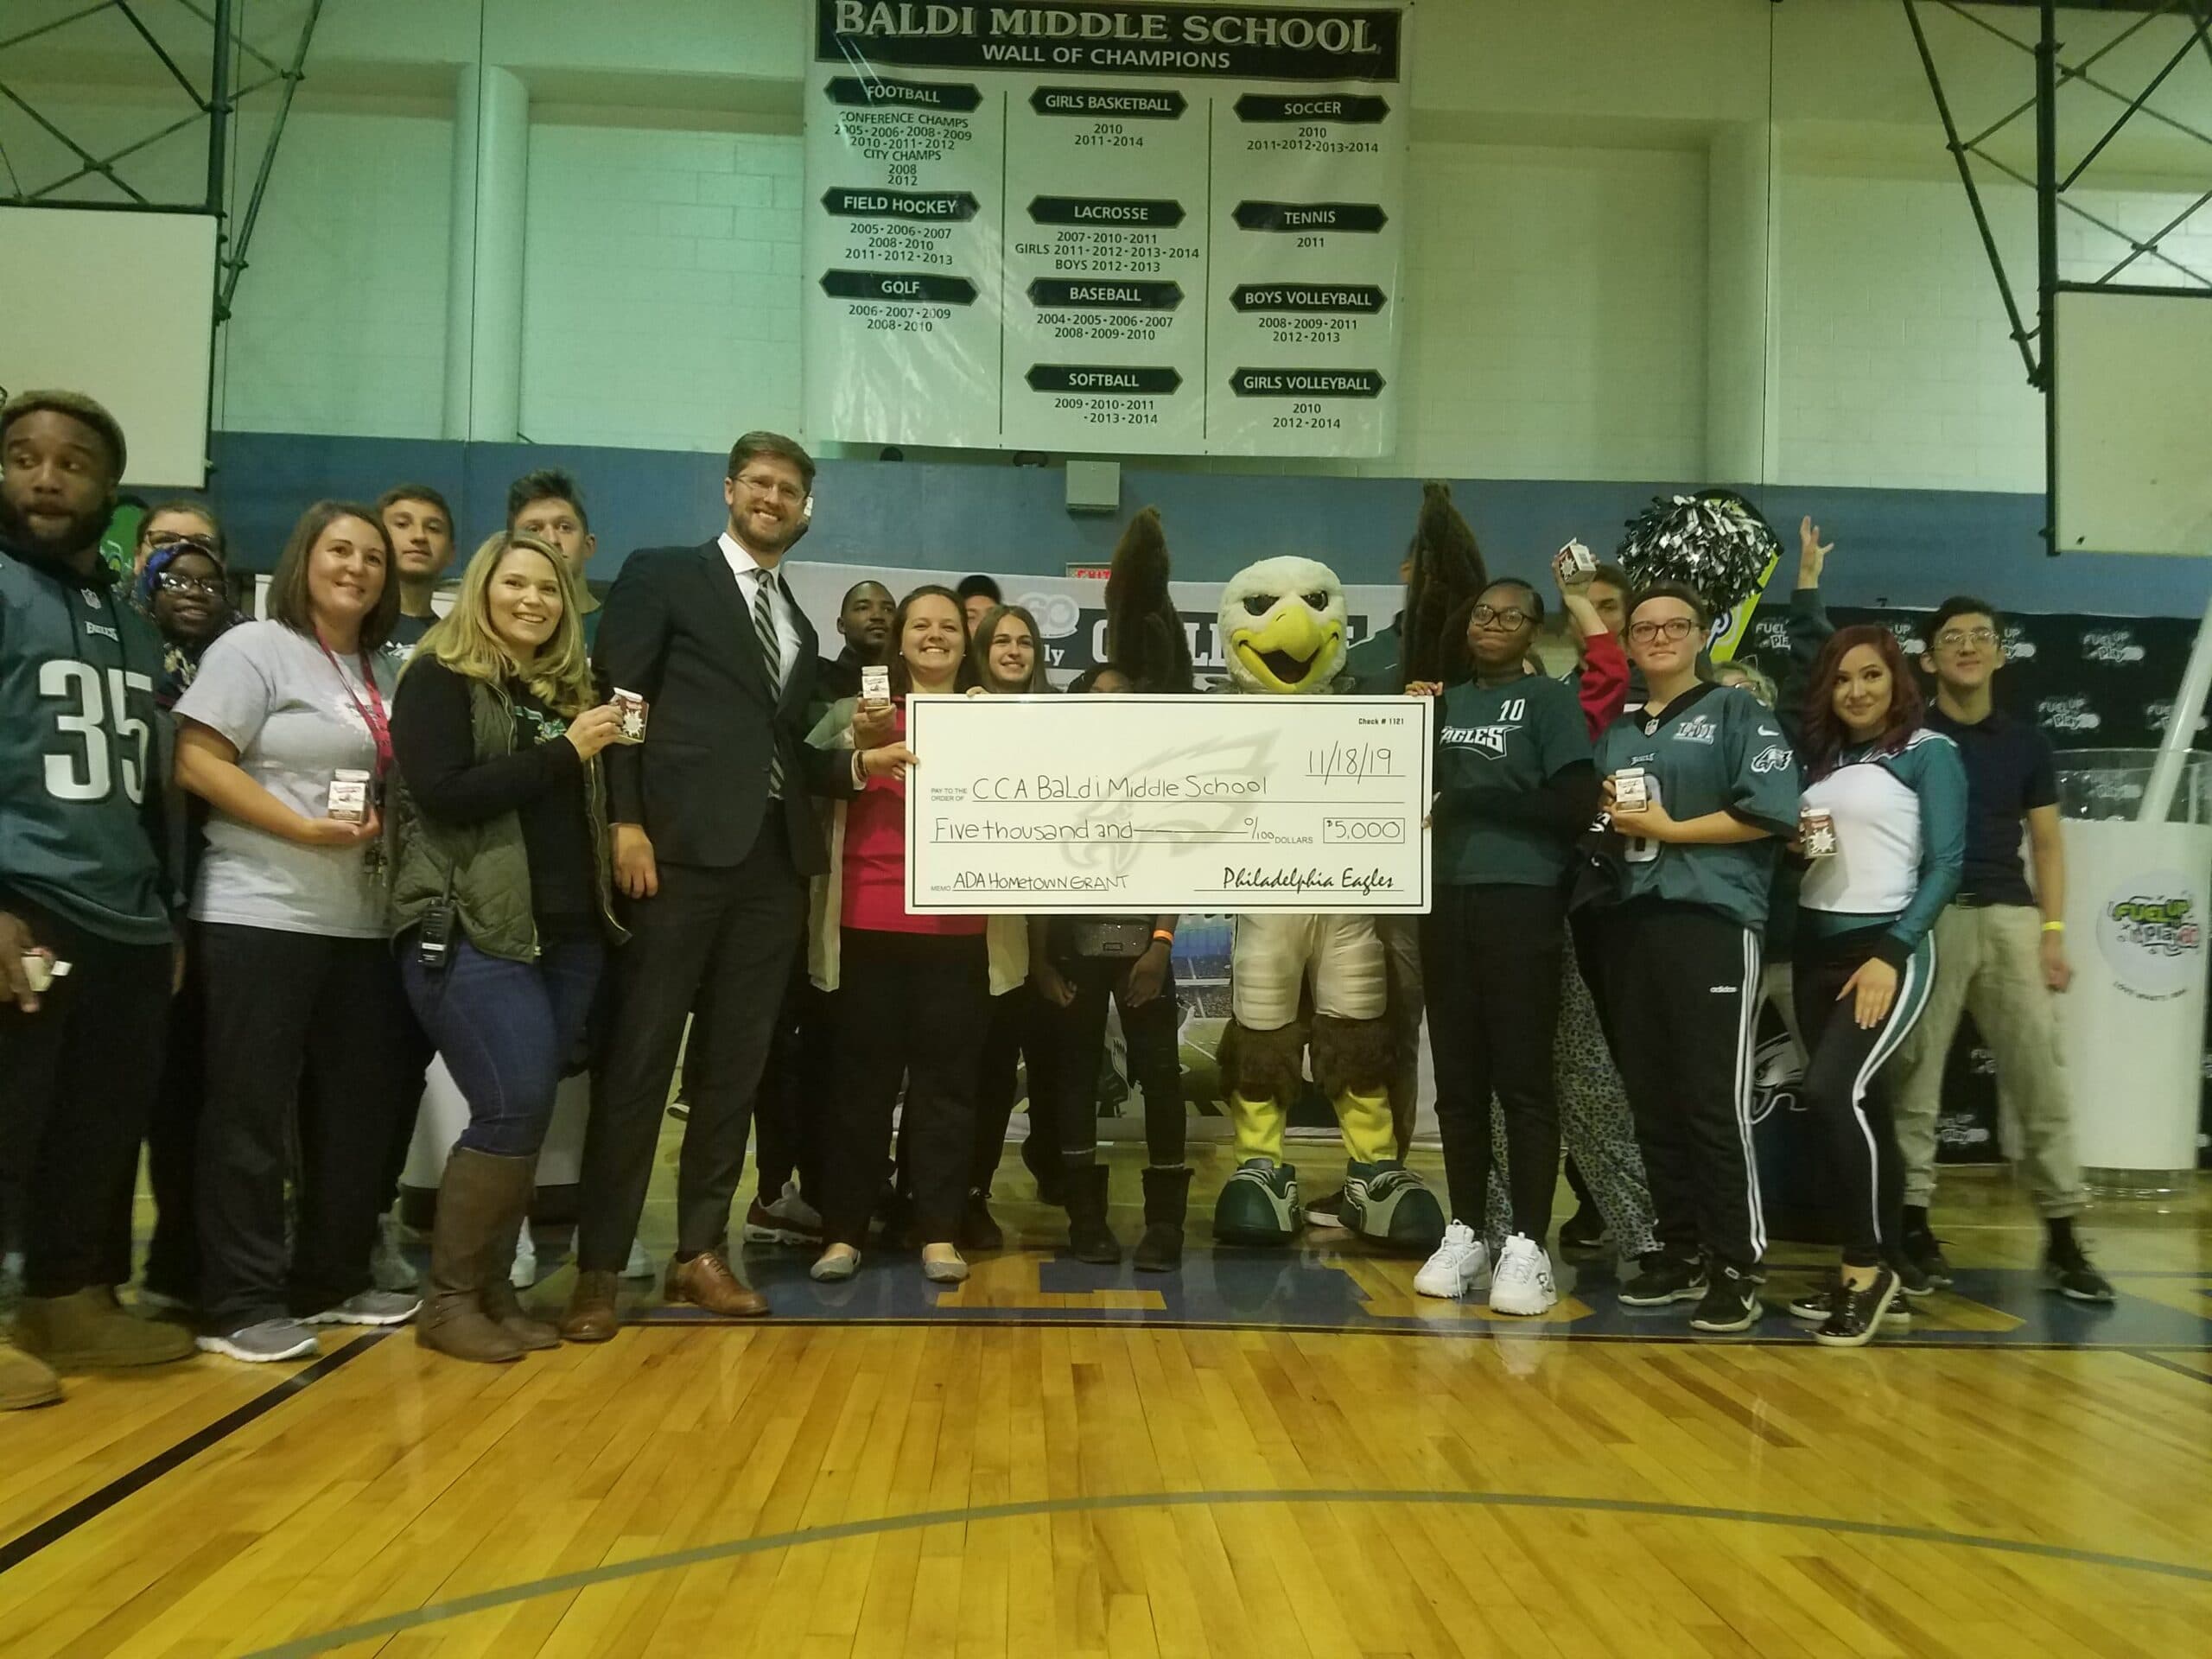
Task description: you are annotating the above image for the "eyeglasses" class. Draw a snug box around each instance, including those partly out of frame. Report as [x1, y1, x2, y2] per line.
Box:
[1936, 627, 1999, 649]
[1627, 616, 1697, 644]
[1471, 605, 1531, 631]
[147, 531, 216, 556]
[734, 471, 804, 503]
[156, 573, 225, 599]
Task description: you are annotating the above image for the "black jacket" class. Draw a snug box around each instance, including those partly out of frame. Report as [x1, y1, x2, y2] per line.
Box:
[594, 541, 856, 874]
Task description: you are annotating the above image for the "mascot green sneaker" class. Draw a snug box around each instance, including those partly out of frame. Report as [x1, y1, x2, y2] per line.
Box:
[1342, 1160, 1446, 1253]
[1212, 1159, 1302, 1245]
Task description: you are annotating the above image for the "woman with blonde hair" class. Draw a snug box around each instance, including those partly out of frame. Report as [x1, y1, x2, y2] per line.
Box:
[387, 531, 627, 1362]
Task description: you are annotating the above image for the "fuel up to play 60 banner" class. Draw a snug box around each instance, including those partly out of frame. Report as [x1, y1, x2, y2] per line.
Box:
[803, 2, 1410, 457]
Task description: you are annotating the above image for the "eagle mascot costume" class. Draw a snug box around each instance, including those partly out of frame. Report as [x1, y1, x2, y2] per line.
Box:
[1207, 518, 1462, 1251]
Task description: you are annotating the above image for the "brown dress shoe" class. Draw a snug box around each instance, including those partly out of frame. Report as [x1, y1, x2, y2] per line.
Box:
[560, 1269, 622, 1342]
[665, 1252, 769, 1317]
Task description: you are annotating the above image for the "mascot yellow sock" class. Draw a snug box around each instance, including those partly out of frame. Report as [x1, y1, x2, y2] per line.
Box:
[1229, 1093, 1287, 1165]
[1335, 1086, 1395, 1166]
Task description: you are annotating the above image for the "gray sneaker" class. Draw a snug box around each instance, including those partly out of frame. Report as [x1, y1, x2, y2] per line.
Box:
[306, 1290, 422, 1326]
[197, 1319, 321, 1363]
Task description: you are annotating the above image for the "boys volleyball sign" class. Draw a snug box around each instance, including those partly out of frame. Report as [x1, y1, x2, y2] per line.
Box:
[803, 2, 1410, 456]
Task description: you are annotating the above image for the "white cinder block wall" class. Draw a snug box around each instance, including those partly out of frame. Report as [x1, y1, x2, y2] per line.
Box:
[1393, 144, 1709, 484]
[13, 0, 2209, 494]
[519, 126, 805, 448]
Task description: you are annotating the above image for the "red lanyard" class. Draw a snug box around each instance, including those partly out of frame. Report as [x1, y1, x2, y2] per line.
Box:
[318, 635, 393, 779]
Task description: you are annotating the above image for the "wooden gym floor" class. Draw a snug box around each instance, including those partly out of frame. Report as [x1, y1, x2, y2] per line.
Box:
[3, 1141, 2209, 1657]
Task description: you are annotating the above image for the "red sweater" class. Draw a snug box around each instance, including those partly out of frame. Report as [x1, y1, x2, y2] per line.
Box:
[840, 704, 984, 936]
[1575, 629, 1630, 741]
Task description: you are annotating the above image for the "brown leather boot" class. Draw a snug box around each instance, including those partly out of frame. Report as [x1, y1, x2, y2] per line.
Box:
[416, 1150, 524, 1364]
[476, 1156, 560, 1351]
[0, 1340, 61, 1408]
[14, 1287, 195, 1369]
[560, 1270, 622, 1342]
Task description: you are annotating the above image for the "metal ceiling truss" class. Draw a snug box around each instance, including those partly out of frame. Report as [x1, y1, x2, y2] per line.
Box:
[1904, 0, 2212, 551]
[1904, 0, 2212, 386]
[0, 0, 325, 319]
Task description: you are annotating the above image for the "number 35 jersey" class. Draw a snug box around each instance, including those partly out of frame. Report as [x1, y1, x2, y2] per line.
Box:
[0, 544, 175, 944]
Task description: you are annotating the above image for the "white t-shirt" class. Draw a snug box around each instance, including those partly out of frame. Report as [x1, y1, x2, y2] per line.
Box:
[175, 620, 391, 938]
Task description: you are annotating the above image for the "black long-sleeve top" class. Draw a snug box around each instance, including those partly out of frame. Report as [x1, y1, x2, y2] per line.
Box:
[391, 658, 595, 931]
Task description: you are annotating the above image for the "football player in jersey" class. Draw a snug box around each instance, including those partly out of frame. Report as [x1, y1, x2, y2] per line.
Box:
[0, 391, 195, 1404]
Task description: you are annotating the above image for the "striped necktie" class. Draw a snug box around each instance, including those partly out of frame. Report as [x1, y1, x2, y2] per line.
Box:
[751, 568, 785, 798]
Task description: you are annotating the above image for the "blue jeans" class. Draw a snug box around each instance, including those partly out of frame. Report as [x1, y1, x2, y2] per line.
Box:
[399, 931, 605, 1159]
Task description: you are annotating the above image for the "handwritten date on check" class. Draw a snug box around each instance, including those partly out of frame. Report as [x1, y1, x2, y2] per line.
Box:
[902, 694, 1433, 913]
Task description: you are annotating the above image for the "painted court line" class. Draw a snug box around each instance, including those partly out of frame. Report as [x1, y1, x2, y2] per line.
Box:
[243, 1485, 2212, 1657]
[0, 1333, 386, 1575]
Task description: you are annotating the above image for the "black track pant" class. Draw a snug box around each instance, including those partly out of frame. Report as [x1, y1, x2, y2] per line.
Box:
[1593, 899, 1765, 1274]
[1421, 883, 1566, 1240]
[1792, 925, 1934, 1268]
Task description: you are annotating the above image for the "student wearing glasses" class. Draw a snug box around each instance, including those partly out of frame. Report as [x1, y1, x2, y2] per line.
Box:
[1885, 596, 2112, 1302]
[131, 499, 223, 579]
[1408, 581, 1598, 1314]
[133, 511, 238, 708]
[1583, 583, 1802, 1333]
[101, 509, 241, 1314]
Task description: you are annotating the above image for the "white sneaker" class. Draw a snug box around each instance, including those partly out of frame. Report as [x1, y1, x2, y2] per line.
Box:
[1487, 1234, 1558, 1317]
[621, 1238, 654, 1281]
[1414, 1221, 1491, 1300]
[510, 1221, 538, 1289]
[741, 1179, 825, 1245]
[370, 1211, 419, 1293]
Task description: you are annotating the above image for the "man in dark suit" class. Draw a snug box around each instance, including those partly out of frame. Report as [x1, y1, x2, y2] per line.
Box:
[562, 431, 906, 1338]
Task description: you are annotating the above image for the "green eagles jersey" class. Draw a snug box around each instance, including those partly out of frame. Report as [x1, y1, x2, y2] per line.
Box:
[1433, 675, 1592, 887]
[0, 543, 175, 944]
[1588, 681, 1799, 931]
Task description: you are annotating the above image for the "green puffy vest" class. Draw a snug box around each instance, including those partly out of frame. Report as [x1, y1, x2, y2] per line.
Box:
[387, 675, 620, 962]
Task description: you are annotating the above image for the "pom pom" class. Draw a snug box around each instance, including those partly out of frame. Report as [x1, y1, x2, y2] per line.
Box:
[1616, 488, 1780, 609]
[1412, 480, 1484, 595]
[1104, 505, 1194, 693]
[1402, 480, 1488, 688]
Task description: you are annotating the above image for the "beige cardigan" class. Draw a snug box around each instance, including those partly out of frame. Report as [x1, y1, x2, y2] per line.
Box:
[804, 696, 1030, 995]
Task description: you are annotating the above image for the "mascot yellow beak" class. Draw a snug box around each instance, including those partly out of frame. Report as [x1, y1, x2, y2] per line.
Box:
[1230, 603, 1341, 694]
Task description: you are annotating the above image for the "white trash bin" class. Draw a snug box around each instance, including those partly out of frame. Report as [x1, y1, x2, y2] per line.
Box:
[2053, 750, 2212, 1198]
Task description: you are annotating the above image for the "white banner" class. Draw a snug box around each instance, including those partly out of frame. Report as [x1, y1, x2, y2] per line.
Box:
[904, 692, 1431, 912]
[803, 2, 1409, 457]
[782, 559, 1402, 685]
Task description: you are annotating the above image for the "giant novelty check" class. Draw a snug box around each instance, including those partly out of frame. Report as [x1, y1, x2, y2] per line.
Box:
[904, 694, 1432, 914]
